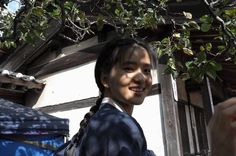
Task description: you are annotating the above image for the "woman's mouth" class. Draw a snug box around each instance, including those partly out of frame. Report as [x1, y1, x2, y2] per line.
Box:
[129, 86, 145, 94]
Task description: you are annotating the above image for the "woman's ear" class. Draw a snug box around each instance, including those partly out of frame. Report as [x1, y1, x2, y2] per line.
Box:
[101, 73, 109, 88]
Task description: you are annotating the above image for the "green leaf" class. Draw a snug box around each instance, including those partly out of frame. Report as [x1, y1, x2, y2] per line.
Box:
[50, 6, 61, 17]
[161, 37, 170, 44]
[206, 71, 217, 80]
[64, 1, 73, 10]
[217, 45, 225, 51]
[198, 51, 207, 62]
[200, 15, 213, 23]
[97, 14, 104, 31]
[183, 11, 192, 19]
[185, 61, 194, 68]
[183, 47, 193, 55]
[167, 58, 176, 70]
[173, 33, 180, 38]
[179, 73, 190, 81]
[164, 66, 172, 75]
[201, 23, 211, 32]
[209, 61, 222, 71]
[32, 7, 45, 16]
[156, 47, 164, 58]
[206, 43, 212, 51]
[188, 21, 200, 30]
[200, 46, 205, 52]
[115, 9, 121, 16]
[224, 8, 236, 16]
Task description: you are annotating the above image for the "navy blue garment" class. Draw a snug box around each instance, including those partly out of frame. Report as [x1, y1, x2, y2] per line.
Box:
[79, 103, 156, 156]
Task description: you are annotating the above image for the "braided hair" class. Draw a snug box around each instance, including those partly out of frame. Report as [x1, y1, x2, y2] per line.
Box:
[74, 37, 157, 144]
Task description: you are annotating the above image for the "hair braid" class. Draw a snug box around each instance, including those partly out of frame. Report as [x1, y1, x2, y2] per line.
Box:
[71, 37, 156, 147]
[74, 94, 104, 145]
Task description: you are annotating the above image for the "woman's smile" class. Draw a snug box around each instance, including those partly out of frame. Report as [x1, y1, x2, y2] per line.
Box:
[129, 86, 146, 95]
[102, 45, 152, 113]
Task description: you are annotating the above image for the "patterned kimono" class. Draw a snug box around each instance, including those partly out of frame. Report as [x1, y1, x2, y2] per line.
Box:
[79, 103, 156, 156]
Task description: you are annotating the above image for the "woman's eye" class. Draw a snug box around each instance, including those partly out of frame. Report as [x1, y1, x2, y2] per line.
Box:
[144, 68, 151, 74]
[123, 67, 134, 72]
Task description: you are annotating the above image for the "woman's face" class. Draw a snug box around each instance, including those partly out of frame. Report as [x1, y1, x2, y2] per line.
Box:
[102, 46, 153, 108]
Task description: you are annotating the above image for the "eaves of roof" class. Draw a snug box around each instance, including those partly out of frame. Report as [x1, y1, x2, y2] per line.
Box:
[0, 69, 45, 91]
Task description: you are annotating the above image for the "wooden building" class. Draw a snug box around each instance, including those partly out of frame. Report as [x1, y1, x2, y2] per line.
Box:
[0, 0, 236, 156]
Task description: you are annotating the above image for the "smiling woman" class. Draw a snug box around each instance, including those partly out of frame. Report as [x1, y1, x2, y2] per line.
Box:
[100, 44, 153, 114]
[53, 37, 157, 156]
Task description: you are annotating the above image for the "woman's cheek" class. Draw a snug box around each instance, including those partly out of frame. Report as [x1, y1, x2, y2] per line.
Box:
[146, 76, 152, 87]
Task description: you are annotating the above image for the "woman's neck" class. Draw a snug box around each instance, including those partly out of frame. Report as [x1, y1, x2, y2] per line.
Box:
[102, 97, 134, 115]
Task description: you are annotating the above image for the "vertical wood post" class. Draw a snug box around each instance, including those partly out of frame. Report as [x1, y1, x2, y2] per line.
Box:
[158, 64, 183, 156]
[201, 77, 214, 123]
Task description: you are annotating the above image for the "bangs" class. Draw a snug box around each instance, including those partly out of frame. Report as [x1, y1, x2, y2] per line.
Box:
[114, 44, 156, 69]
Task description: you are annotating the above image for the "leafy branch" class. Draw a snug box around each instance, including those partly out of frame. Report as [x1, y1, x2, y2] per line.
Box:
[203, 0, 236, 57]
[0, 0, 235, 83]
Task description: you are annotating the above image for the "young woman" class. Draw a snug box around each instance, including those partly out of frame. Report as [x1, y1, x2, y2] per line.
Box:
[53, 37, 156, 156]
[55, 36, 236, 156]
[72, 37, 157, 156]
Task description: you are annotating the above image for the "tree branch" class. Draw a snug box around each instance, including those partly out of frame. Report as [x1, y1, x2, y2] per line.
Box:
[0, 0, 31, 41]
[203, 0, 236, 54]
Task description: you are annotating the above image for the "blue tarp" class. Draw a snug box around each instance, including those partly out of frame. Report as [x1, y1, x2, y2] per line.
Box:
[0, 134, 64, 156]
[0, 98, 69, 156]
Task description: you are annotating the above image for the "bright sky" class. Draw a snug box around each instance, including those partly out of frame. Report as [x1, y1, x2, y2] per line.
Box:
[6, 0, 21, 13]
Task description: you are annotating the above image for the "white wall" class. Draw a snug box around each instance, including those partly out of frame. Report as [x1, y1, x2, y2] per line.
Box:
[34, 61, 164, 156]
[34, 61, 98, 107]
[133, 95, 164, 156]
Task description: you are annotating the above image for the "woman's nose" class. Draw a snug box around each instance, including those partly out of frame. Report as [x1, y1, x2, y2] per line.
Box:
[133, 71, 145, 82]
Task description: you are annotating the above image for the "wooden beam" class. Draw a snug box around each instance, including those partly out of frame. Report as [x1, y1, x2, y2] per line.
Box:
[0, 75, 45, 90]
[0, 88, 24, 104]
[158, 64, 183, 156]
[200, 77, 214, 123]
[33, 52, 97, 77]
[36, 97, 98, 113]
[29, 41, 108, 77]
[149, 83, 161, 96]
[36, 83, 161, 113]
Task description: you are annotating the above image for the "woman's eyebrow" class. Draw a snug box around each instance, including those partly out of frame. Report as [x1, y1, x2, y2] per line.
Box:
[122, 61, 151, 67]
[122, 61, 136, 65]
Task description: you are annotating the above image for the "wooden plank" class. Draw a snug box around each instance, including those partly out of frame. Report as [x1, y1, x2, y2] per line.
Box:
[176, 78, 188, 102]
[200, 77, 214, 123]
[194, 107, 209, 153]
[158, 64, 183, 156]
[34, 52, 97, 77]
[0, 75, 45, 90]
[36, 83, 161, 113]
[36, 97, 98, 113]
[28, 35, 107, 77]
[148, 83, 161, 96]
[0, 88, 24, 104]
[177, 102, 191, 153]
[185, 105, 195, 154]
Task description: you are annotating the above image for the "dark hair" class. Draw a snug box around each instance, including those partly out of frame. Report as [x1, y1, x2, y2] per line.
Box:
[74, 37, 157, 144]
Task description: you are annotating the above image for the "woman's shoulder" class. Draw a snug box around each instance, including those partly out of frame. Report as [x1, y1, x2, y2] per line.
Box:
[88, 103, 144, 135]
[80, 103, 149, 155]
[96, 104, 138, 124]
[96, 103, 131, 118]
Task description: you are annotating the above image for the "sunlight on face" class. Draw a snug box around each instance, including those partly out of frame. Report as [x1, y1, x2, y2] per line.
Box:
[104, 45, 152, 109]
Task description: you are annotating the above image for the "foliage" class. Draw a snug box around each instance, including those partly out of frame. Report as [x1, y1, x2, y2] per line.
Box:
[0, 0, 235, 82]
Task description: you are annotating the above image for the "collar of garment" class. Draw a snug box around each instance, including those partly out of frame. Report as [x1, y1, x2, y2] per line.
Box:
[101, 97, 126, 113]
